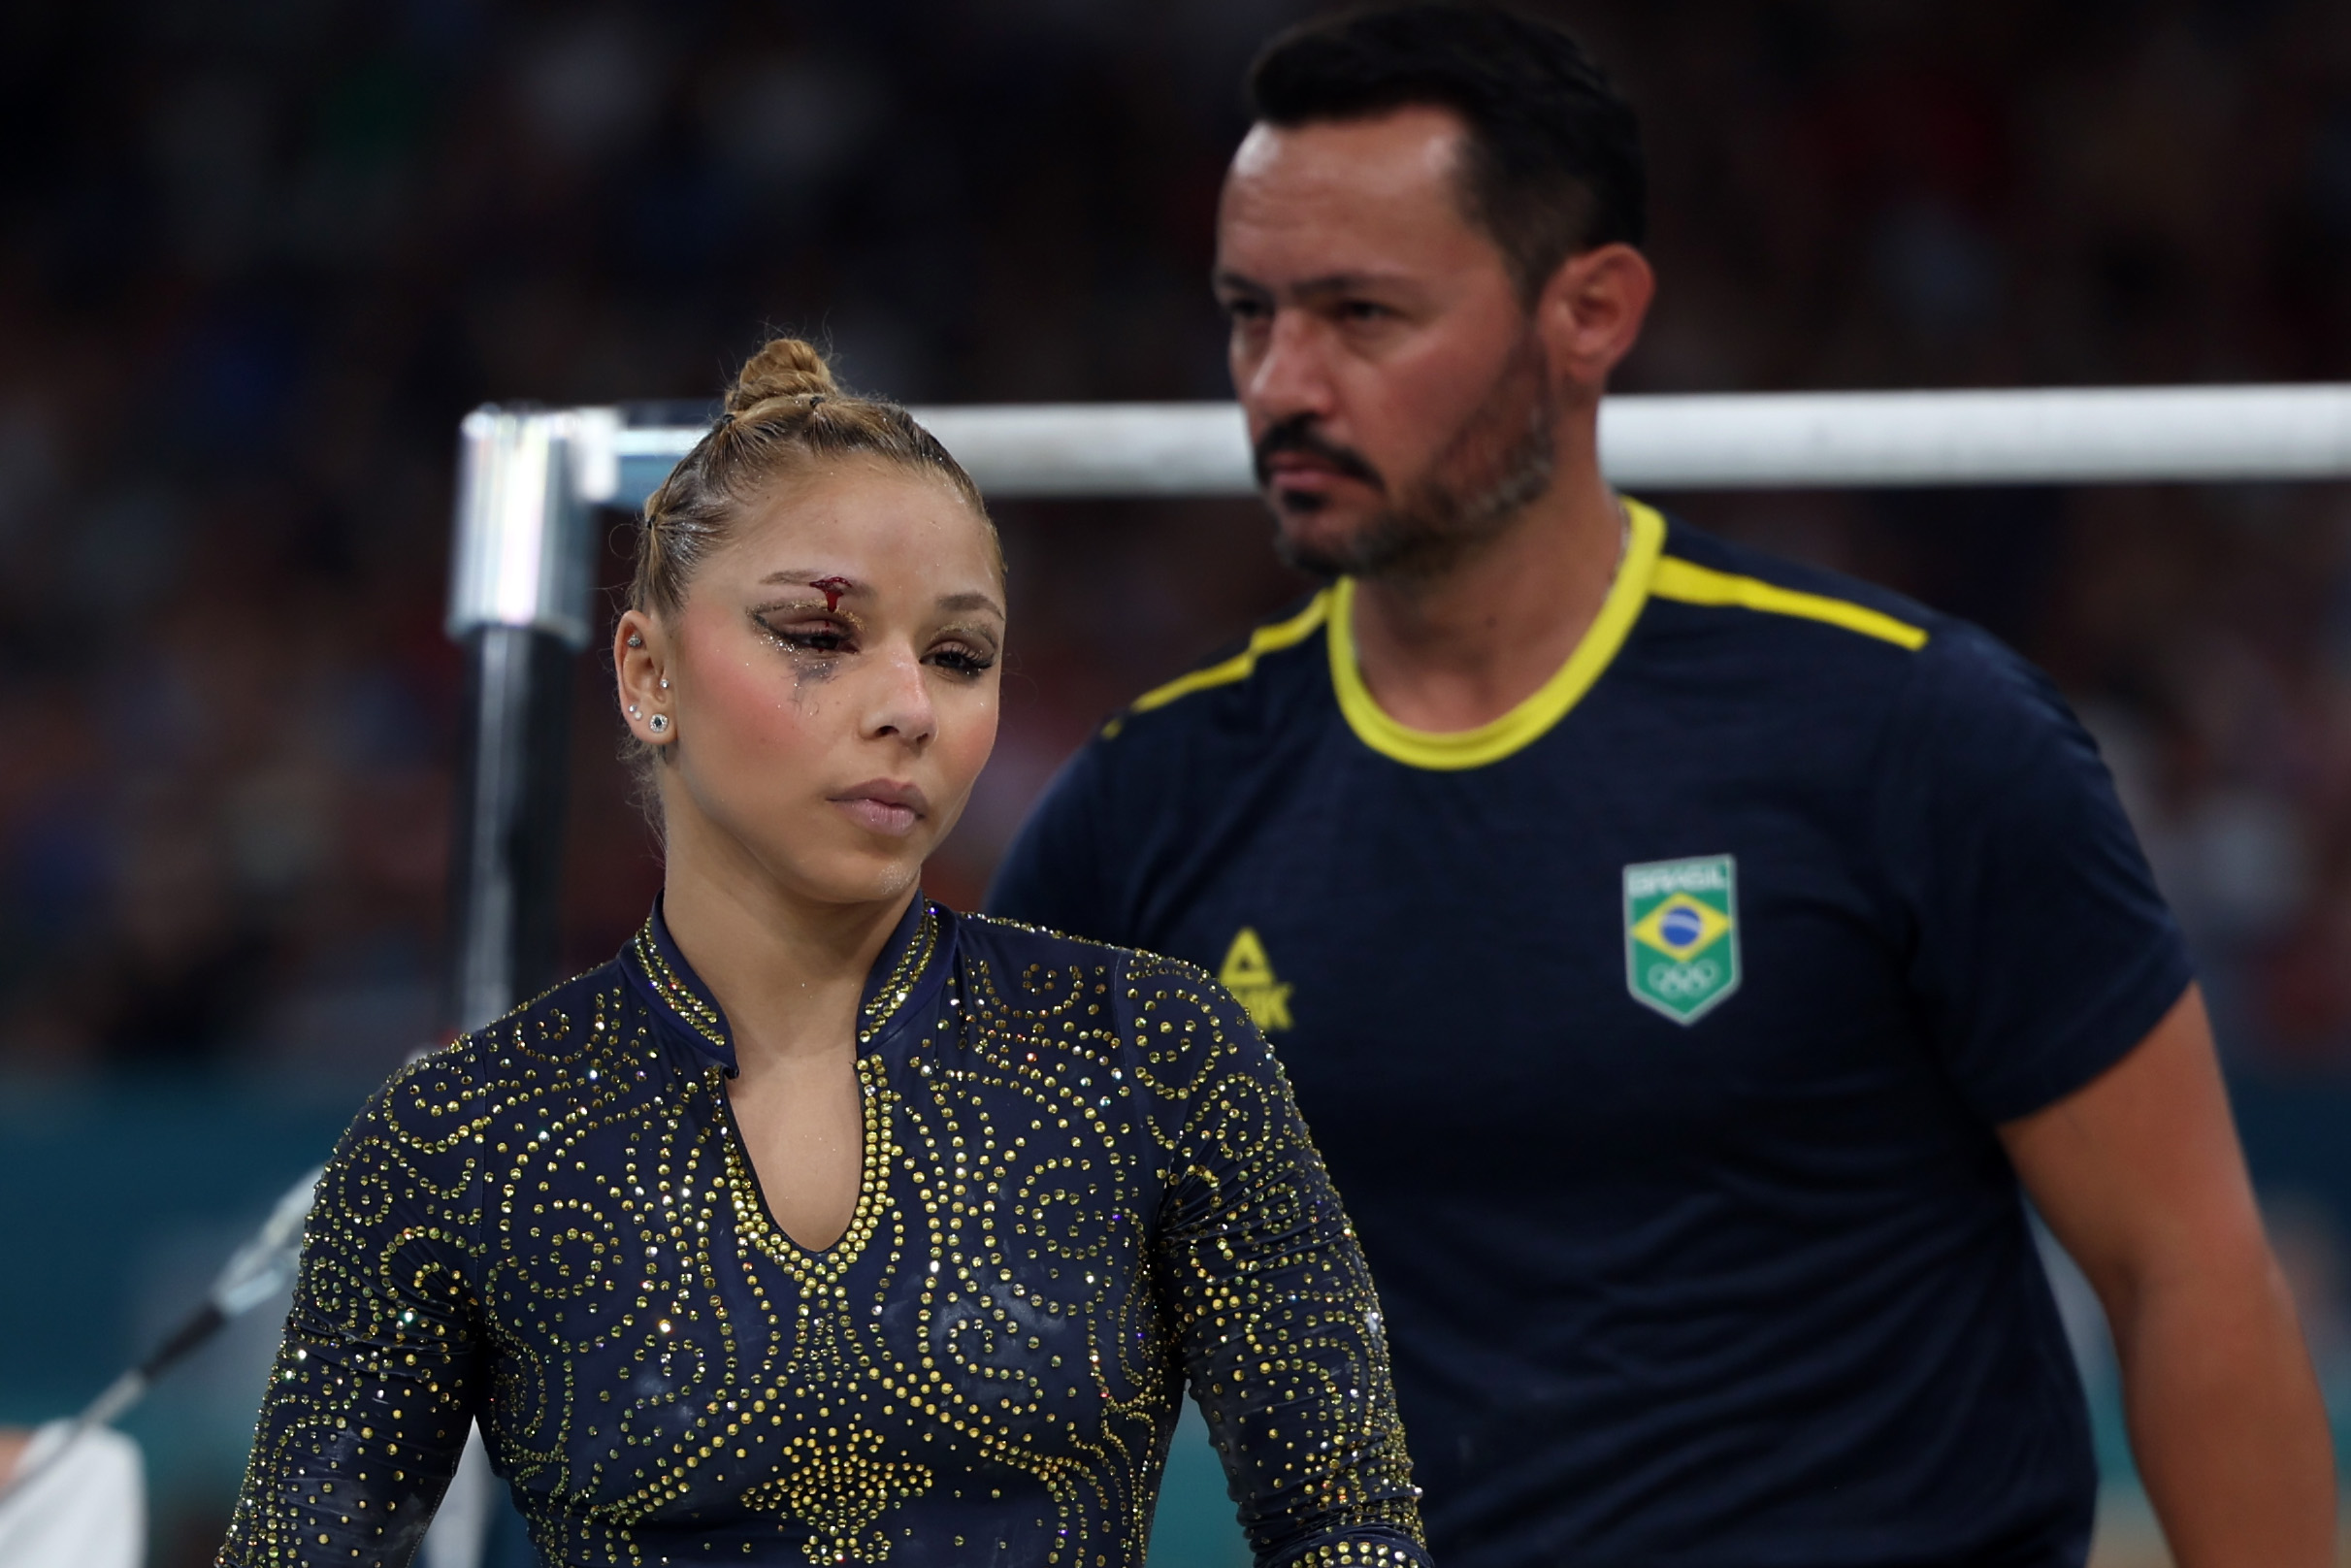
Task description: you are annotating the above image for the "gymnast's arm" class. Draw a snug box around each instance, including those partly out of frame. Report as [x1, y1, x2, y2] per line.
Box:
[217, 1061, 489, 1568]
[1142, 957, 1431, 1568]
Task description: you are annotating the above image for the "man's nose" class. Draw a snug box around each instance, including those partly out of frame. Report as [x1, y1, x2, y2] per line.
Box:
[1243, 311, 1337, 426]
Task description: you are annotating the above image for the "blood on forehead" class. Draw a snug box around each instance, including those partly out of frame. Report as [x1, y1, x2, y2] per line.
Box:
[809, 576, 852, 612]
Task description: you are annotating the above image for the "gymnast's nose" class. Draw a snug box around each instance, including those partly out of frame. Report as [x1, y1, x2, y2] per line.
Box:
[864, 644, 936, 750]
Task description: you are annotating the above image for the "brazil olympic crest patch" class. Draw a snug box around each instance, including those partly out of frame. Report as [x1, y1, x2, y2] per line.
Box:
[1623, 855, 1741, 1024]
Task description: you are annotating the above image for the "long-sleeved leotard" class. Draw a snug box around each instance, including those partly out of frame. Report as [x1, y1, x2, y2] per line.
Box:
[219, 898, 1427, 1568]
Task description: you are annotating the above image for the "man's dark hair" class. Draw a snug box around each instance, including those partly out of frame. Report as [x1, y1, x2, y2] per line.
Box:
[1248, 2, 1645, 300]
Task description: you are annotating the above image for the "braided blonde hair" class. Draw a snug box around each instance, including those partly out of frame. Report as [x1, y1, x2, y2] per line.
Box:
[629, 338, 996, 622]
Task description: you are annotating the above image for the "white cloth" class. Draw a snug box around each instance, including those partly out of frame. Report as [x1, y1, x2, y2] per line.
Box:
[419, 1423, 494, 1568]
[0, 1422, 144, 1568]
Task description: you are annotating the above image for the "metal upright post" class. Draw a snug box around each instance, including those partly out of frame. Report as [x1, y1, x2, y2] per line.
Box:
[432, 406, 620, 1568]
[442, 406, 618, 1034]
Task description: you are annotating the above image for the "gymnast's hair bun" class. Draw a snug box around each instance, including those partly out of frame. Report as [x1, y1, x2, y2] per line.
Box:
[726, 338, 839, 414]
[634, 331, 993, 636]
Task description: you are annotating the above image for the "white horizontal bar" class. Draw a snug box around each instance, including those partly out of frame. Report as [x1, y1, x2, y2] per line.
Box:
[588, 383, 2351, 506]
[605, 405, 1252, 505]
[1600, 384, 2351, 488]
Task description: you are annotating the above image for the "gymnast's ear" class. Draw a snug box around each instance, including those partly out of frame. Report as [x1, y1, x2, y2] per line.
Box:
[1535, 242, 1654, 397]
[613, 610, 673, 749]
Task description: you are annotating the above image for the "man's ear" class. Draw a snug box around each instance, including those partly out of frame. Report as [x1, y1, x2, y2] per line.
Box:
[1534, 243, 1656, 396]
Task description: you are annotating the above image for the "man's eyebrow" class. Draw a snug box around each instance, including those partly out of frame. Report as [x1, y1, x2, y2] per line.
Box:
[938, 591, 1005, 618]
[1212, 268, 1412, 302]
[1290, 271, 1413, 301]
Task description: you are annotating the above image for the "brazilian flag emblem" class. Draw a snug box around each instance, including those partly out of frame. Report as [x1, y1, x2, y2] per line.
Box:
[1623, 855, 1742, 1024]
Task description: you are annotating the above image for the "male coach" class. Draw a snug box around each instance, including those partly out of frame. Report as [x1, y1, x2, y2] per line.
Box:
[989, 5, 2335, 1566]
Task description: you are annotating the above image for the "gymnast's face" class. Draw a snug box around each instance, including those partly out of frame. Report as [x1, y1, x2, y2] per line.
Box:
[614, 459, 1003, 911]
[1215, 106, 1645, 579]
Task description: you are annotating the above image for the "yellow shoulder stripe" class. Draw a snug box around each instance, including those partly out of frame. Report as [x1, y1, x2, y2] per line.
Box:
[1649, 556, 1928, 650]
[1102, 592, 1333, 736]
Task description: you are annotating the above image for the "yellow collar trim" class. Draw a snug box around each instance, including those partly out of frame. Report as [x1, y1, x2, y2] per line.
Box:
[1328, 498, 1666, 770]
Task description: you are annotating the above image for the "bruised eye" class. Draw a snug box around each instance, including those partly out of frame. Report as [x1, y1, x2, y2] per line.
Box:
[757, 614, 854, 656]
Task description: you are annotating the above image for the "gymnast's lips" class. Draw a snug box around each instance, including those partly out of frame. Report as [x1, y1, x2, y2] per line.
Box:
[831, 779, 929, 836]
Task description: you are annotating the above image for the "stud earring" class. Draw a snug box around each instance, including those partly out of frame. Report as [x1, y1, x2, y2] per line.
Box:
[626, 633, 644, 647]
[628, 704, 641, 717]
[648, 714, 670, 735]
[659, 677, 669, 690]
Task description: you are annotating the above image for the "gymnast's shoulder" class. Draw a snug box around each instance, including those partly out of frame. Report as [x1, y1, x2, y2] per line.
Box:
[951, 908, 1254, 1039]
[358, 958, 655, 1147]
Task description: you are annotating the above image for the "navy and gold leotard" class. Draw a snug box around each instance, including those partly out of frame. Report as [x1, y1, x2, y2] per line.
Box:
[218, 898, 1426, 1568]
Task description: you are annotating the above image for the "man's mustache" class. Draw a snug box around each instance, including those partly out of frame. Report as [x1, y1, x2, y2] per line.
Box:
[1253, 416, 1386, 492]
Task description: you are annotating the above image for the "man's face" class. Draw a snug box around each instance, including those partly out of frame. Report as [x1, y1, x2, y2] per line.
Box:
[1214, 106, 1554, 580]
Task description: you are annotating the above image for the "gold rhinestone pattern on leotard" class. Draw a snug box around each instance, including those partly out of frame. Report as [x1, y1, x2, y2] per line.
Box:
[217, 903, 1426, 1568]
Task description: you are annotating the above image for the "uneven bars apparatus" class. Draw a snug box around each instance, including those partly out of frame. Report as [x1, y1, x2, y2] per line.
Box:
[34, 384, 2340, 1568]
[41, 383, 2349, 1568]
[441, 382, 2351, 1031]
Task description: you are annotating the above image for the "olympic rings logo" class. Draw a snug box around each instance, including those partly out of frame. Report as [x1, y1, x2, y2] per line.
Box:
[1647, 960, 1721, 997]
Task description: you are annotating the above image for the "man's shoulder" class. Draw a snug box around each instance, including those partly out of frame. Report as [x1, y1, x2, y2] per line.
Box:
[1095, 589, 1336, 748]
[1643, 524, 2113, 818]
[1643, 512, 2057, 713]
[1646, 513, 1949, 662]
[1630, 514, 2087, 791]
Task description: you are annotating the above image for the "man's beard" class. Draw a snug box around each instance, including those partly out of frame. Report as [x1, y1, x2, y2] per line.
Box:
[1258, 330, 1556, 582]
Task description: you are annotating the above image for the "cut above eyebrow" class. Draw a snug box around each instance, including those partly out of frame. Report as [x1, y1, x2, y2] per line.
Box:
[759, 570, 864, 591]
[755, 576, 1001, 619]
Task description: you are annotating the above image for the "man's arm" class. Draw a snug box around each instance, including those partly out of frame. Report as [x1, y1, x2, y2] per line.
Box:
[2000, 984, 2335, 1568]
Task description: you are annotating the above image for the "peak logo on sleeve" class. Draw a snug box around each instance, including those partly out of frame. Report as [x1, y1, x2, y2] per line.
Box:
[1623, 855, 1741, 1024]
[1218, 928, 1294, 1033]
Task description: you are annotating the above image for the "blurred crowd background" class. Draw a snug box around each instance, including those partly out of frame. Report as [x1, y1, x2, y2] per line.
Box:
[6, 0, 2351, 1561]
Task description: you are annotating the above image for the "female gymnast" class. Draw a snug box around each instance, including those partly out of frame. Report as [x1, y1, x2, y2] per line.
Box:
[217, 340, 1428, 1568]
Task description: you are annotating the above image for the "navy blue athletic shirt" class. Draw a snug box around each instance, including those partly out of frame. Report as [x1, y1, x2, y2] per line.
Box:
[988, 501, 2194, 1567]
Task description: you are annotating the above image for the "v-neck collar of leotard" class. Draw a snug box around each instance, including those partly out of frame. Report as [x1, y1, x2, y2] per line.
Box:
[624, 893, 946, 1076]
